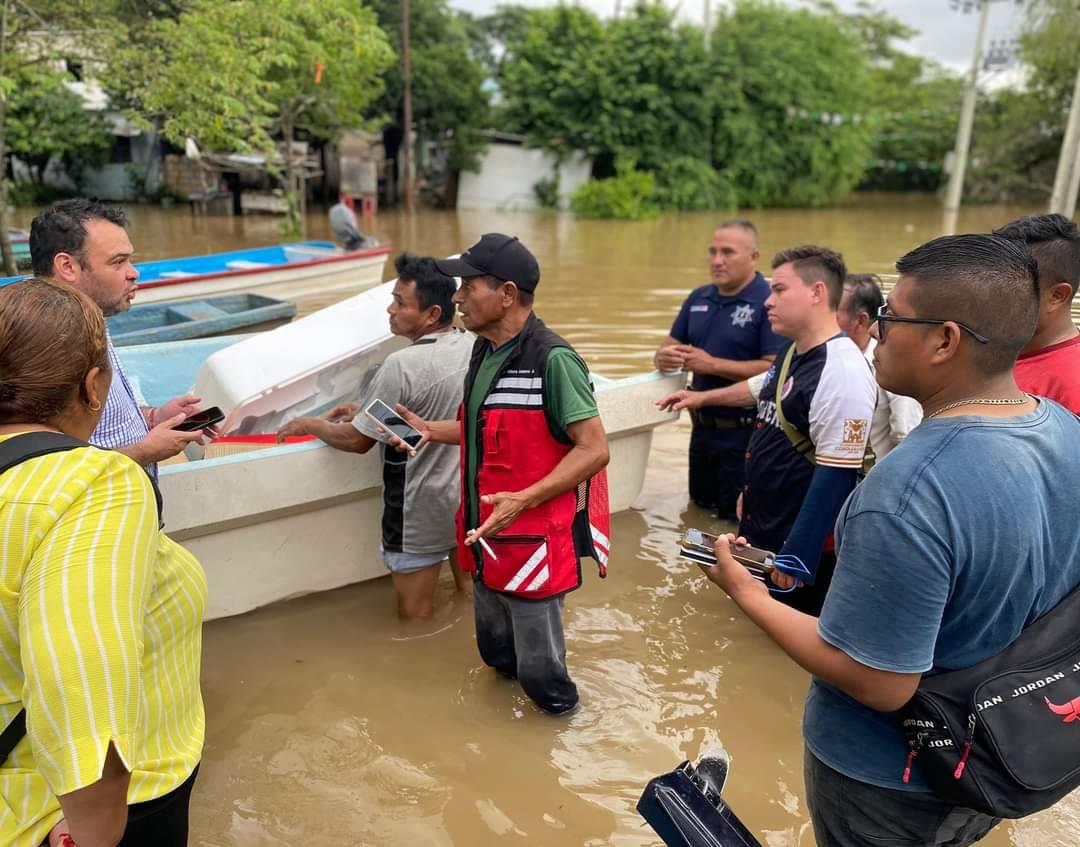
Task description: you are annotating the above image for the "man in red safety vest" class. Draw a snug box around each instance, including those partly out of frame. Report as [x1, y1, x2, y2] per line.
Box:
[393, 233, 610, 715]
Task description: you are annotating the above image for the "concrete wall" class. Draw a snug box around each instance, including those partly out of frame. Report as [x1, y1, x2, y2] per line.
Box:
[457, 142, 590, 211]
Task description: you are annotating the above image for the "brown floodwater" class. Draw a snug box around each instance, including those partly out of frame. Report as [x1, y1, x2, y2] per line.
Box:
[13, 197, 1078, 846]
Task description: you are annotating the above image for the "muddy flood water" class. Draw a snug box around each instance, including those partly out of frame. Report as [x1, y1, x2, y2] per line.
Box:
[12, 197, 1078, 846]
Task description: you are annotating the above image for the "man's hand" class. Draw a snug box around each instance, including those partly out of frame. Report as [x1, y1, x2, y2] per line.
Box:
[699, 533, 768, 600]
[769, 570, 801, 591]
[154, 394, 202, 424]
[655, 345, 686, 373]
[324, 403, 360, 423]
[138, 413, 206, 462]
[468, 491, 533, 543]
[656, 389, 703, 412]
[276, 417, 315, 442]
[379, 404, 431, 457]
[678, 345, 718, 375]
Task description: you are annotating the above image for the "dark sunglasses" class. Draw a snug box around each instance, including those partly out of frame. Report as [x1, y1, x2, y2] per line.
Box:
[874, 304, 989, 344]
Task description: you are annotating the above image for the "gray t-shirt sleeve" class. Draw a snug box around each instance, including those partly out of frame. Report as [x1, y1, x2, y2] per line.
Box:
[818, 509, 952, 674]
[352, 357, 405, 441]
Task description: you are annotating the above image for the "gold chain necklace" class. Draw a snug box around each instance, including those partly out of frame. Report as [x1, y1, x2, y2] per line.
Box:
[926, 395, 1033, 420]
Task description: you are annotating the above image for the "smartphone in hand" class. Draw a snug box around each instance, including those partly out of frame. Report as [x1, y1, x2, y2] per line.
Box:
[174, 406, 225, 432]
[364, 399, 423, 448]
[679, 528, 775, 579]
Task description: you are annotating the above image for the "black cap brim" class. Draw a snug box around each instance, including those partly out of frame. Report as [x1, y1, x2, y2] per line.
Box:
[434, 256, 485, 278]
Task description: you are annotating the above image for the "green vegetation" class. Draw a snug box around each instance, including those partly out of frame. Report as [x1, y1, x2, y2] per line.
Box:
[571, 161, 658, 220]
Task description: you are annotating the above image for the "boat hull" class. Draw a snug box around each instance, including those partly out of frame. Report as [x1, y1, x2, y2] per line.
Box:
[156, 371, 681, 621]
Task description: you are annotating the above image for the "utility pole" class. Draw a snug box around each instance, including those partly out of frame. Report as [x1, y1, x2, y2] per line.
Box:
[1049, 65, 1080, 215]
[703, 0, 711, 50]
[401, 0, 415, 212]
[944, 0, 993, 213]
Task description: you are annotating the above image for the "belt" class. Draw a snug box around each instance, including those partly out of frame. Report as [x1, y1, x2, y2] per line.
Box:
[690, 410, 755, 430]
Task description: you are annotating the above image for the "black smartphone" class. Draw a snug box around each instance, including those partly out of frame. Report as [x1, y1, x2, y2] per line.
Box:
[679, 528, 776, 578]
[175, 406, 225, 432]
[364, 399, 423, 448]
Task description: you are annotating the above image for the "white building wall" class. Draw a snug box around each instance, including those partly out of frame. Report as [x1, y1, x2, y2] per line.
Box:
[457, 142, 590, 211]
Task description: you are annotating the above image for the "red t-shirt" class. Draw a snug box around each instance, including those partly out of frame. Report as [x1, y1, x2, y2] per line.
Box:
[1015, 334, 1080, 413]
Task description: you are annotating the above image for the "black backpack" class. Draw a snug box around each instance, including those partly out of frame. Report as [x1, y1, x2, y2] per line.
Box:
[898, 581, 1080, 818]
[0, 432, 162, 767]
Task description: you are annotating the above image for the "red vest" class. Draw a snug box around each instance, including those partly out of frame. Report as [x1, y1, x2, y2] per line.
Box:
[456, 315, 611, 599]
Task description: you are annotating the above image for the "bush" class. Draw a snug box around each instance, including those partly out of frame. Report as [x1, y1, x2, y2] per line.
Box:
[654, 156, 738, 211]
[570, 166, 658, 220]
[533, 175, 560, 209]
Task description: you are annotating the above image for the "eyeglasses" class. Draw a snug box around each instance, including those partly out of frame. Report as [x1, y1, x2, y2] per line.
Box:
[874, 304, 989, 344]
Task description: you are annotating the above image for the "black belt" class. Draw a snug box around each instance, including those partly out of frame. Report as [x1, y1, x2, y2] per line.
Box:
[690, 410, 755, 431]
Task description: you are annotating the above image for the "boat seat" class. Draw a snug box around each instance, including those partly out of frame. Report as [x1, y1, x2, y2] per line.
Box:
[225, 260, 270, 270]
[166, 302, 229, 322]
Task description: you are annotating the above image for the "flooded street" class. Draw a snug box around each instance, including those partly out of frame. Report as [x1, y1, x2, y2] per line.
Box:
[13, 197, 1077, 845]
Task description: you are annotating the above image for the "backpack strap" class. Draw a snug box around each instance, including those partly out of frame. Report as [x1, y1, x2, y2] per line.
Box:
[774, 345, 816, 463]
[0, 432, 86, 766]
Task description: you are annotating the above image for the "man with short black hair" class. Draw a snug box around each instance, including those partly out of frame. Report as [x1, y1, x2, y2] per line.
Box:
[655, 220, 784, 518]
[276, 253, 472, 619]
[701, 233, 1080, 847]
[391, 233, 610, 715]
[993, 213, 1080, 412]
[30, 199, 211, 477]
[659, 245, 876, 615]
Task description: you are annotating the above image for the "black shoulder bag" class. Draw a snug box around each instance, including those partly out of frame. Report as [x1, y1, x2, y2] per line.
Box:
[898, 582, 1080, 819]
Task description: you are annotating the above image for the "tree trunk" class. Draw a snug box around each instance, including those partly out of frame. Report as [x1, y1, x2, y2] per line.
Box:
[0, 0, 16, 277]
[281, 114, 301, 237]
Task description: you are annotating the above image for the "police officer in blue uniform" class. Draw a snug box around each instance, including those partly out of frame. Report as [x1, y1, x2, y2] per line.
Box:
[655, 220, 784, 518]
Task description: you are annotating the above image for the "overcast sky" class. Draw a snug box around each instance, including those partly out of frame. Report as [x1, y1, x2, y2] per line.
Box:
[449, 0, 1028, 78]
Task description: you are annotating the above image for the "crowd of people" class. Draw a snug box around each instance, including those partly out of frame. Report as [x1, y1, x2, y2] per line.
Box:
[0, 198, 1078, 847]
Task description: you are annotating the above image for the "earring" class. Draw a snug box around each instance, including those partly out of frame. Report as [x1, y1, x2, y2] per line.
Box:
[88, 400, 102, 412]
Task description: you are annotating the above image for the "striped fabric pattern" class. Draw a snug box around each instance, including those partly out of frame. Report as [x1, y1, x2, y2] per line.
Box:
[94, 338, 155, 479]
[0, 437, 206, 847]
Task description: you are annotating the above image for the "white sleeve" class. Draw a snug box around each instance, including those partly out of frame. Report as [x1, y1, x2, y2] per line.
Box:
[747, 371, 767, 402]
[885, 390, 923, 447]
[808, 342, 876, 469]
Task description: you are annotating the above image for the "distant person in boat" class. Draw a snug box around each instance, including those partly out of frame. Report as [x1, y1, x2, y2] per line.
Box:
[29, 199, 216, 480]
[653, 220, 784, 520]
[275, 253, 472, 619]
[328, 198, 376, 251]
[658, 246, 876, 616]
[698, 234, 1080, 847]
[993, 213, 1080, 413]
[747, 273, 922, 462]
[387, 233, 611, 716]
[0, 278, 206, 847]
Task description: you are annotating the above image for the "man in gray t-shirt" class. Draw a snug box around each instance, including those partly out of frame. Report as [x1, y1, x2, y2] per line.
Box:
[277, 254, 472, 619]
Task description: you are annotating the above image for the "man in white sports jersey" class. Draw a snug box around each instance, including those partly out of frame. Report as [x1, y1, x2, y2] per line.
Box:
[659, 245, 876, 615]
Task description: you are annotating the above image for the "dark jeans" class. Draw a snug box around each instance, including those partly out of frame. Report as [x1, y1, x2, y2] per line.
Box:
[805, 751, 1000, 847]
[688, 425, 750, 519]
[118, 765, 199, 847]
[473, 579, 578, 714]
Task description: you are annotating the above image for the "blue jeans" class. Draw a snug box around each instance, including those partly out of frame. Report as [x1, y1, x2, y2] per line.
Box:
[804, 750, 1000, 847]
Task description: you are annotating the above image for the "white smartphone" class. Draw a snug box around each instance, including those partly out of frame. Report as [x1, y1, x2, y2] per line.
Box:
[364, 399, 423, 448]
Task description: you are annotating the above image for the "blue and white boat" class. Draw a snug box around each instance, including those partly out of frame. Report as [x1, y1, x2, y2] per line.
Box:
[0, 240, 391, 307]
[107, 293, 297, 346]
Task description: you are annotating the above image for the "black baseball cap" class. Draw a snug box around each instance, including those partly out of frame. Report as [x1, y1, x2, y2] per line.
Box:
[435, 233, 541, 292]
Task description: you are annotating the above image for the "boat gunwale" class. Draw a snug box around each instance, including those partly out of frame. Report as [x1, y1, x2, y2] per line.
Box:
[134, 243, 392, 291]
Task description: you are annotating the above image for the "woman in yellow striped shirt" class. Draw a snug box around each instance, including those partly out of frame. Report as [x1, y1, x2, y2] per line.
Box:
[0, 278, 206, 847]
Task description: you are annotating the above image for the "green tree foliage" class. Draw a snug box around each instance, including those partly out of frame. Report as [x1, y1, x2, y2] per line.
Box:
[964, 0, 1080, 202]
[654, 156, 737, 212]
[7, 66, 111, 187]
[368, 0, 490, 177]
[709, 2, 874, 208]
[114, 0, 394, 230]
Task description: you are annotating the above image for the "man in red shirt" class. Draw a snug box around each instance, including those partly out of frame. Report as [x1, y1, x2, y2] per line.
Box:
[994, 214, 1080, 412]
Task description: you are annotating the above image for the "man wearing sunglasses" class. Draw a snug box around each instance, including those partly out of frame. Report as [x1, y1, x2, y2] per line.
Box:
[701, 234, 1080, 847]
[993, 214, 1080, 413]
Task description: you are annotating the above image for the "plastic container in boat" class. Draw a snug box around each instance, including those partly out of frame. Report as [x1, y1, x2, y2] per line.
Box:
[191, 281, 409, 436]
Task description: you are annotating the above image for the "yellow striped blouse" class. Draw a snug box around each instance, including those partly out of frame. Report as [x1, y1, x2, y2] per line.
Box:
[0, 436, 207, 847]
